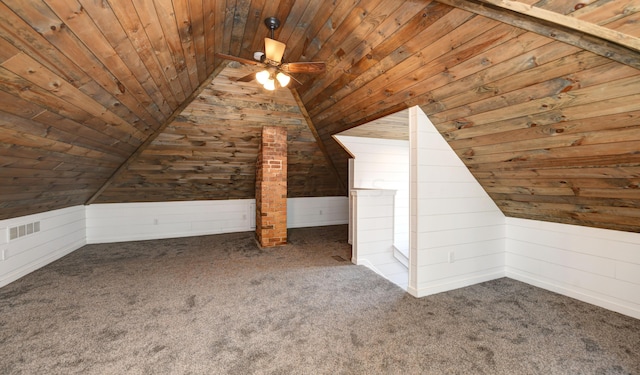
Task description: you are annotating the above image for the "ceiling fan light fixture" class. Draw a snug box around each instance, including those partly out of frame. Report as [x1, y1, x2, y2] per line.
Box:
[256, 70, 270, 85]
[276, 72, 290, 87]
[263, 78, 276, 91]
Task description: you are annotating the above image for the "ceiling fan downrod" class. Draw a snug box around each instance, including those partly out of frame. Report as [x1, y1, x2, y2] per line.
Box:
[264, 17, 281, 39]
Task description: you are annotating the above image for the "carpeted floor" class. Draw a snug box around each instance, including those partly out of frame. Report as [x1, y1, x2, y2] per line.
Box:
[1, 225, 639, 374]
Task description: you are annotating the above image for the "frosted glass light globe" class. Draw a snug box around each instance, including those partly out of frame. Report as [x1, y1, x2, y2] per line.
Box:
[256, 70, 270, 85]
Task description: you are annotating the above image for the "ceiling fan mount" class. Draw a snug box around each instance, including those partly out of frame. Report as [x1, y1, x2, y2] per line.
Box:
[215, 16, 326, 90]
[264, 17, 281, 37]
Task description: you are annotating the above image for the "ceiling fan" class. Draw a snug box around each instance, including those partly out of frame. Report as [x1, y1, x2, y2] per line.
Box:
[215, 17, 326, 90]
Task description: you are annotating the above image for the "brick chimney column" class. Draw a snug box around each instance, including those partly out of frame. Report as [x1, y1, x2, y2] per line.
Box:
[255, 126, 287, 247]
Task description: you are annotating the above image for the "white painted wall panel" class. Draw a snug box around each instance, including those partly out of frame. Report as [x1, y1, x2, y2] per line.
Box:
[506, 217, 640, 319]
[616, 262, 640, 285]
[87, 197, 348, 243]
[420, 212, 505, 232]
[418, 253, 505, 283]
[86, 200, 255, 243]
[409, 106, 506, 298]
[417, 226, 504, 249]
[335, 135, 410, 254]
[417, 239, 504, 266]
[351, 189, 408, 289]
[0, 206, 86, 287]
[287, 197, 349, 228]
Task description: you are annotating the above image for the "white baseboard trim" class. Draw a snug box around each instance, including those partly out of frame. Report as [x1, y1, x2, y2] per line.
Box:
[506, 270, 640, 320]
[0, 238, 86, 288]
[408, 270, 506, 298]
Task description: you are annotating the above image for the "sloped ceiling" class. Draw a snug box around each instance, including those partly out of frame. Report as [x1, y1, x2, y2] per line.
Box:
[1, 0, 639, 232]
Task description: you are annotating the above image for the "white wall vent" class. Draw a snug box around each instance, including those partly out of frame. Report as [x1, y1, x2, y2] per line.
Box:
[9, 221, 40, 241]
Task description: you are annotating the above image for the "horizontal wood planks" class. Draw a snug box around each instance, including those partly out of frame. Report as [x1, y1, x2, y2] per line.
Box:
[94, 63, 343, 203]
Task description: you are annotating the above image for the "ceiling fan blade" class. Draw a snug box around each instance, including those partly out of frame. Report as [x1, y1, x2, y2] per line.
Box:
[280, 62, 326, 74]
[264, 37, 286, 63]
[215, 53, 262, 66]
[234, 72, 257, 82]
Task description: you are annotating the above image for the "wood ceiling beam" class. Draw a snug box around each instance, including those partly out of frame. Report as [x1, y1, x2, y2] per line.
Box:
[85, 62, 229, 205]
[290, 88, 347, 192]
[437, 0, 640, 69]
[480, 0, 640, 52]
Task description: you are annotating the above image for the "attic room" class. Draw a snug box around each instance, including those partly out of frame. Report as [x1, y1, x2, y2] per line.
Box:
[1, 0, 639, 373]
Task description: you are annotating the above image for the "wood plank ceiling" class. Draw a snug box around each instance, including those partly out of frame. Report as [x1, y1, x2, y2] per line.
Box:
[0, 0, 639, 232]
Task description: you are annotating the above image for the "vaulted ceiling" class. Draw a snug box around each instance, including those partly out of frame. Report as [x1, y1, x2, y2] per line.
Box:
[1, 0, 639, 232]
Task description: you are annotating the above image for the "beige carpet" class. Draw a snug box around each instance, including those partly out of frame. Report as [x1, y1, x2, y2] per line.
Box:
[1, 225, 639, 374]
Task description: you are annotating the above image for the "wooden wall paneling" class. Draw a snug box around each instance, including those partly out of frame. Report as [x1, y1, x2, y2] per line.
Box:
[281, 0, 338, 64]
[290, 89, 346, 192]
[302, 0, 386, 65]
[187, 1, 209, 83]
[449, 107, 640, 153]
[0, 2, 89, 86]
[227, 0, 250, 57]
[464, 128, 640, 164]
[321, 19, 522, 128]
[167, 0, 201, 90]
[270, 0, 297, 42]
[149, 0, 196, 95]
[475, 0, 640, 52]
[85, 60, 228, 205]
[604, 14, 640, 37]
[76, 0, 175, 118]
[294, 0, 360, 63]
[0, 197, 78, 220]
[298, 0, 430, 107]
[220, 0, 237, 55]
[427, 49, 627, 124]
[469, 154, 640, 180]
[0, 37, 20, 65]
[273, 0, 318, 49]
[0, 66, 147, 148]
[458, 125, 640, 164]
[571, 0, 640, 26]
[420, 43, 583, 122]
[244, 0, 283, 58]
[202, 0, 218, 74]
[94, 62, 344, 203]
[129, 0, 188, 101]
[1, 1, 161, 132]
[437, 0, 640, 69]
[0, 122, 124, 164]
[237, 0, 266, 58]
[303, 2, 454, 113]
[438, 72, 640, 137]
[496, 199, 640, 232]
[112, 0, 184, 104]
[0, 142, 121, 173]
[105, 0, 179, 109]
[312, 14, 501, 134]
[0, 110, 132, 159]
[429, 52, 619, 126]
[304, 7, 475, 119]
[43, 0, 169, 126]
[2, 51, 147, 134]
[0, 87, 46, 119]
[474, 163, 640, 180]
